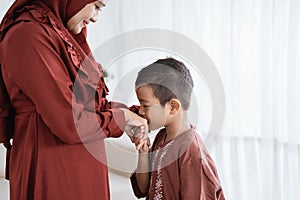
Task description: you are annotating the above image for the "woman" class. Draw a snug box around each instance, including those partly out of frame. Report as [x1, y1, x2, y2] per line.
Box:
[0, 0, 147, 199]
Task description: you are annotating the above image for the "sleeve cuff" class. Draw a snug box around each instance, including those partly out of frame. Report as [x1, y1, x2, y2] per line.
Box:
[108, 108, 126, 138]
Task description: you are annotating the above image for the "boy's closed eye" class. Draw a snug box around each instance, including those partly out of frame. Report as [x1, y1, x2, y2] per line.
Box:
[142, 105, 151, 109]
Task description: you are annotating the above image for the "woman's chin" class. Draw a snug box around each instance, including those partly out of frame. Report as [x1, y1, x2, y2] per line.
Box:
[73, 29, 82, 35]
[69, 27, 82, 35]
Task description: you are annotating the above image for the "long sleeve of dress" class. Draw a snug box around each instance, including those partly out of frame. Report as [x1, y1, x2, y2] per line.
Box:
[3, 22, 125, 144]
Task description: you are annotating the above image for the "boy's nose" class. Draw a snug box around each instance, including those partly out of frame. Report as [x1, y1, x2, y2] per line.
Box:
[138, 108, 145, 117]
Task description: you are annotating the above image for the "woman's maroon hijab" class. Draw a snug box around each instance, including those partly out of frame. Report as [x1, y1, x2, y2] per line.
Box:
[1, 0, 96, 26]
[0, 0, 96, 53]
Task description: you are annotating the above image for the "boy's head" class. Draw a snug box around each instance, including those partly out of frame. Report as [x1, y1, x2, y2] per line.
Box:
[135, 57, 194, 130]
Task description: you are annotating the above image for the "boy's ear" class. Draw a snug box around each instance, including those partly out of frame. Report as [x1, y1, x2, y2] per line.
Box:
[169, 98, 181, 115]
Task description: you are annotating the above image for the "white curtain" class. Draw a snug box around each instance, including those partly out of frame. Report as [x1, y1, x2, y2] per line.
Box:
[1, 0, 300, 199]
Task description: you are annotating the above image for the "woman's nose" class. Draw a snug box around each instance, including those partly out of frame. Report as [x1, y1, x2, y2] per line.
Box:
[90, 9, 100, 23]
[90, 16, 97, 23]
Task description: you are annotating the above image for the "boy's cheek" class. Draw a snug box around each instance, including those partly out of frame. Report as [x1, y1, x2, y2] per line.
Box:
[148, 121, 164, 131]
[148, 115, 166, 130]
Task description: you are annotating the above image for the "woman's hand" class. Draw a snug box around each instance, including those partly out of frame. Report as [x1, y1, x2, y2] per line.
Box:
[122, 109, 149, 150]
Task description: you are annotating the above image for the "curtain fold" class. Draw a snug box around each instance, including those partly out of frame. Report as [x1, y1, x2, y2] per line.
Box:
[211, 138, 300, 199]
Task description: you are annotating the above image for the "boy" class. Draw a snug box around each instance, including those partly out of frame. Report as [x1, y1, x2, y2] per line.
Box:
[130, 58, 225, 200]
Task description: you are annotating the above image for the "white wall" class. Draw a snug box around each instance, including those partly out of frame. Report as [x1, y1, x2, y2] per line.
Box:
[0, 146, 5, 178]
[0, 0, 13, 20]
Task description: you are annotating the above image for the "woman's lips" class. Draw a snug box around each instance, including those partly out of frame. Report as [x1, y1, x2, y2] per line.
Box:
[83, 21, 89, 27]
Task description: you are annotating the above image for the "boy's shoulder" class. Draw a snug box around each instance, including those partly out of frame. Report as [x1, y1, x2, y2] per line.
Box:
[176, 128, 201, 145]
[175, 128, 209, 158]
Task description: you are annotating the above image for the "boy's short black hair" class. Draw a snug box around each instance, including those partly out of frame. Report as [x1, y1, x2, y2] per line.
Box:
[135, 57, 194, 110]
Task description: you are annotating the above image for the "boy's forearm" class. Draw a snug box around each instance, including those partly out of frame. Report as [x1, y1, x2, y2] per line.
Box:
[136, 153, 150, 194]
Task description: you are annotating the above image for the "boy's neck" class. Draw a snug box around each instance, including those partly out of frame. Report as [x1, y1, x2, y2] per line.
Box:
[164, 111, 190, 143]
